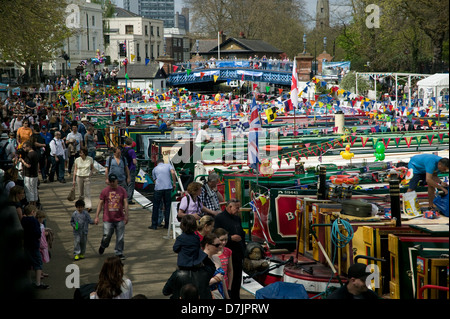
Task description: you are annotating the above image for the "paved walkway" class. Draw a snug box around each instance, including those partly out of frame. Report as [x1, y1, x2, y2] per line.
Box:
[34, 170, 254, 299]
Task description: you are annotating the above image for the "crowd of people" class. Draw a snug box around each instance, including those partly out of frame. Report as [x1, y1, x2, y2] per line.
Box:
[0, 92, 139, 293]
[150, 157, 245, 299]
[0, 90, 247, 299]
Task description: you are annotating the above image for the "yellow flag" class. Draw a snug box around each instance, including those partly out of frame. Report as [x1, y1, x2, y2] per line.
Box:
[131, 54, 136, 61]
[265, 107, 278, 122]
[65, 92, 73, 105]
[213, 75, 219, 82]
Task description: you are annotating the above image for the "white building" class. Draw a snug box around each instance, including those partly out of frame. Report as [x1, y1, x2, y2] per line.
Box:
[43, 0, 104, 76]
[104, 7, 164, 66]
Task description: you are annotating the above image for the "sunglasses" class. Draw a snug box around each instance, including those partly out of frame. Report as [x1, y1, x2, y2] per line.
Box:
[209, 243, 221, 248]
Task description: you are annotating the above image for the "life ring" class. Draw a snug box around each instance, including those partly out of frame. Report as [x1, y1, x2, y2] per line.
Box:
[262, 145, 282, 152]
[330, 175, 360, 185]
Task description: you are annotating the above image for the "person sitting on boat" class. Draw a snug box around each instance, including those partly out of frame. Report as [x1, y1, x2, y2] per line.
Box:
[199, 173, 224, 217]
[195, 124, 213, 144]
[407, 154, 449, 209]
[326, 263, 379, 299]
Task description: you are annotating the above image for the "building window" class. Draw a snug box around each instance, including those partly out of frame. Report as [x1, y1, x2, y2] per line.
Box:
[145, 25, 148, 36]
[119, 43, 127, 57]
[92, 15, 95, 26]
[125, 25, 134, 34]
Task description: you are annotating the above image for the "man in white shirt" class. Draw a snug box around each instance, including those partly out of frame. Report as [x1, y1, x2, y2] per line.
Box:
[66, 124, 83, 176]
[49, 131, 66, 183]
[195, 124, 212, 144]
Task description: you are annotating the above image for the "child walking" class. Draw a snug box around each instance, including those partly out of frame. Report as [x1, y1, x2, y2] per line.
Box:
[70, 200, 94, 260]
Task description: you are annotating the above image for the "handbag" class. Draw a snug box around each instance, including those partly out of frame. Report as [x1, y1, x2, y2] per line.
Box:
[67, 186, 76, 201]
[433, 189, 449, 217]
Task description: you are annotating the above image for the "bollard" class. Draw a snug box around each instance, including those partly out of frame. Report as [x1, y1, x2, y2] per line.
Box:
[389, 179, 401, 227]
[317, 165, 327, 200]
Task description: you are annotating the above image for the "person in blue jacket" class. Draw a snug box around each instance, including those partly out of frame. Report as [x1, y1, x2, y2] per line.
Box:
[407, 154, 448, 208]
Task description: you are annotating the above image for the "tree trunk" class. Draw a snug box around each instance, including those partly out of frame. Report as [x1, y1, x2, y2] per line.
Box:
[431, 33, 444, 73]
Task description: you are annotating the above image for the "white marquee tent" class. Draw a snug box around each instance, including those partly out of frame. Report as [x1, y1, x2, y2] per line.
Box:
[417, 73, 449, 108]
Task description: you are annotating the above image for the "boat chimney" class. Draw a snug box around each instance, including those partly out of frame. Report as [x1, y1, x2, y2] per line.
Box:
[389, 178, 401, 227]
[317, 165, 327, 200]
[334, 111, 344, 134]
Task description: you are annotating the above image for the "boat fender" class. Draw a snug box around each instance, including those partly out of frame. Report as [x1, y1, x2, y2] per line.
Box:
[262, 145, 282, 152]
[330, 175, 360, 185]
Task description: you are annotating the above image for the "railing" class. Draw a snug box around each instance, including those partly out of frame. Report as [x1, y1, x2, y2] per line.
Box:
[167, 67, 293, 86]
[174, 59, 295, 72]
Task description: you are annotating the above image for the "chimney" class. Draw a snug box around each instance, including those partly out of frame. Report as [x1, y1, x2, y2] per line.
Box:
[239, 31, 246, 39]
[219, 30, 226, 44]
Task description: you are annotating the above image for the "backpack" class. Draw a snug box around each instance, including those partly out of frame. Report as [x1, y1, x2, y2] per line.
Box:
[122, 147, 133, 169]
[176, 194, 202, 222]
[107, 155, 127, 176]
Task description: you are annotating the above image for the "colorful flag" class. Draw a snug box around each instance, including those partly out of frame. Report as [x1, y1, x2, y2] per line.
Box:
[283, 99, 293, 113]
[265, 106, 278, 122]
[248, 98, 262, 170]
[291, 59, 299, 109]
[235, 119, 249, 136]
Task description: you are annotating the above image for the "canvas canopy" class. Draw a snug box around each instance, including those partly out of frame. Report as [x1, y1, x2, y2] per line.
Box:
[417, 73, 449, 98]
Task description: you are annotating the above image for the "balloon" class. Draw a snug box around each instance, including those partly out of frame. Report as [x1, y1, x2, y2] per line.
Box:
[375, 142, 385, 153]
[374, 141, 385, 161]
[374, 152, 385, 161]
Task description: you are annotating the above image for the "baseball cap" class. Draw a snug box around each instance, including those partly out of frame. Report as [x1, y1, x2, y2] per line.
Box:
[108, 174, 118, 182]
[348, 263, 371, 280]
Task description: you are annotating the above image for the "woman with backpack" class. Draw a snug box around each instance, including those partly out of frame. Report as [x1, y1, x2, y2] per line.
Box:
[177, 182, 204, 221]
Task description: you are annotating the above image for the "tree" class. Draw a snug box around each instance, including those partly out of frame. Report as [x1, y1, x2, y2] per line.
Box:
[335, 0, 448, 73]
[0, 0, 72, 83]
[400, 0, 449, 72]
[340, 71, 370, 94]
[185, 0, 308, 58]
